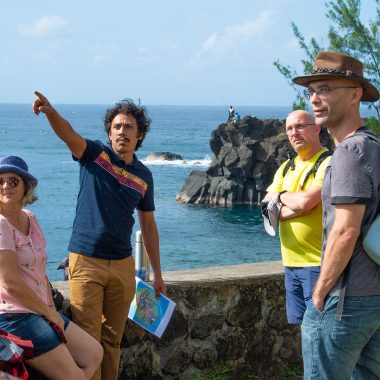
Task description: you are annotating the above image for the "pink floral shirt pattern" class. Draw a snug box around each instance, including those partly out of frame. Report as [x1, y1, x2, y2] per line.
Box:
[0, 210, 49, 313]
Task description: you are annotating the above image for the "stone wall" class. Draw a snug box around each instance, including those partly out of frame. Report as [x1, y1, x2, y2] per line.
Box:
[32, 262, 301, 380]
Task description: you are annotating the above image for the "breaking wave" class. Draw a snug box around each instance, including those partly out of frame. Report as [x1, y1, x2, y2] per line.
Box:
[142, 155, 211, 167]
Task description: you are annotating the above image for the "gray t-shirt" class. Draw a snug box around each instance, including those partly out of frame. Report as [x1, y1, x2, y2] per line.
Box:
[322, 127, 380, 296]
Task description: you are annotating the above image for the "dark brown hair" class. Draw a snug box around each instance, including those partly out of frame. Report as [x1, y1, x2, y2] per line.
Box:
[104, 99, 151, 151]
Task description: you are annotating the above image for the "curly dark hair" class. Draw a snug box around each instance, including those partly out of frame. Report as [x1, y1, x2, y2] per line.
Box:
[103, 99, 151, 151]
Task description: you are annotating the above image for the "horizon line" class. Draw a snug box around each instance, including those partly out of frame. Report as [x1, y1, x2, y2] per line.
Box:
[0, 101, 293, 108]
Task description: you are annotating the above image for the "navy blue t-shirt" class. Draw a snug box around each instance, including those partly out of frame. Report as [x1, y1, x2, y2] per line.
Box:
[68, 139, 155, 259]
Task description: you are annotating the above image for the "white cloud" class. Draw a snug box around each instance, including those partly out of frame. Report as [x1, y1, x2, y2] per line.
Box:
[138, 46, 150, 56]
[90, 54, 108, 68]
[137, 39, 180, 64]
[18, 15, 71, 37]
[137, 45, 157, 64]
[197, 10, 273, 57]
[85, 42, 115, 69]
[202, 33, 218, 52]
[225, 13, 271, 38]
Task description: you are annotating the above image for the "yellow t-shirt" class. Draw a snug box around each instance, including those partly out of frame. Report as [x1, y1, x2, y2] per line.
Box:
[266, 148, 331, 267]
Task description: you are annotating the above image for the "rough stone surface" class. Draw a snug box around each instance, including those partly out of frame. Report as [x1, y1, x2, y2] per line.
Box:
[190, 312, 225, 339]
[117, 272, 302, 379]
[30, 263, 302, 380]
[192, 345, 218, 369]
[176, 116, 334, 205]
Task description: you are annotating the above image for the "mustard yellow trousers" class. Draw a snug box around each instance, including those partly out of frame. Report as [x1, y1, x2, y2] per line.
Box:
[69, 252, 136, 380]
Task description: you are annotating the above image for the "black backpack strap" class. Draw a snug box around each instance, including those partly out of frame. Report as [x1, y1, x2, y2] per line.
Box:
[348, 129, 380, 228]
[300, 150, 333, 190]
[281, 150, 332, 188]
[282, 158, 296, 178]
[349, 130, 380, 146]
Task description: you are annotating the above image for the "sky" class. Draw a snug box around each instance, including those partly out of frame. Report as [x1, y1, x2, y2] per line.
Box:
[0, 0, 376, 106]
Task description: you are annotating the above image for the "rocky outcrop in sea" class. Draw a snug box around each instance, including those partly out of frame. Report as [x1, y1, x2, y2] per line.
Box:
[176, 116, 333, 205]
[145, 152, 183, 161]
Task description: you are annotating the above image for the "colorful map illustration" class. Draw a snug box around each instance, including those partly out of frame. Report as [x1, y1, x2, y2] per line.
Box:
[128, 277, 176, 337]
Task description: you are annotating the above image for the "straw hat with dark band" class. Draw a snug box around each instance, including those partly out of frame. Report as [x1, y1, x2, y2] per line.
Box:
[292, 51, 379, 102]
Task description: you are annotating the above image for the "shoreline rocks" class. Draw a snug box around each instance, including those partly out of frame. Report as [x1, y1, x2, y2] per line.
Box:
[176, 116, 333, 205]
[145, 152, 183, 161]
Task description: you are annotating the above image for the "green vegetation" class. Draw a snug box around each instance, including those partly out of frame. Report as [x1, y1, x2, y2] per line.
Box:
[274, 0, 380, 123]
[185, 362, 304, 380]
[281, 363, 304, 379]
[364, 117, 380, 134]
[185, 363, 232, 380]
[246, 363, 303, 380]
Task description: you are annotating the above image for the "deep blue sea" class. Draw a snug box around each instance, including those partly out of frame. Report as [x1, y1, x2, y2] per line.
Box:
[0, 103, 375, 280]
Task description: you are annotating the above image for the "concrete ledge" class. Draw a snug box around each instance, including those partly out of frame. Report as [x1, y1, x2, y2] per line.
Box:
[52, 261, 284, 291]
[162, 261, 284, 282]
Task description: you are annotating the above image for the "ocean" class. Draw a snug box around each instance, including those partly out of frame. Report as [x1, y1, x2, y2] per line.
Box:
[0, 103, 375, 280]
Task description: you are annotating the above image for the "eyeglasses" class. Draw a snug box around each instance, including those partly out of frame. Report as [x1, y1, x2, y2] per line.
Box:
[0, 177, 21, 188]
[285, 124, 315, 135]
[304, 86, 358, 100]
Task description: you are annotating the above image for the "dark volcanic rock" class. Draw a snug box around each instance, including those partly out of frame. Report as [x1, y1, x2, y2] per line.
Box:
[176, 116, 333, 205]
[145, 152, 183, 161]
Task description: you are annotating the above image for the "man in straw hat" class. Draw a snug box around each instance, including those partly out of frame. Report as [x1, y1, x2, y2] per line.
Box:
[293, 51, 380, 379]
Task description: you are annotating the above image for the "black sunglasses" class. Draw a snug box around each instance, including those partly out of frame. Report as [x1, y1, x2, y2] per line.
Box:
[0, 177, 21, 188]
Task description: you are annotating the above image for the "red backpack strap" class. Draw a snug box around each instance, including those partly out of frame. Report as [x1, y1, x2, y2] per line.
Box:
[0, 329, 34, 359]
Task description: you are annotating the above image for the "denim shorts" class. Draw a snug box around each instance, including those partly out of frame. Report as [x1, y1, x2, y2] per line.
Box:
[284, 266, 320, 324]
[0, 312, 70, 357]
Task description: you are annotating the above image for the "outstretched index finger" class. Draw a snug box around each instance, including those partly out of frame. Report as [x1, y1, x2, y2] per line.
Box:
[32, 90, 53, 115]
[34, 90, 47, 101]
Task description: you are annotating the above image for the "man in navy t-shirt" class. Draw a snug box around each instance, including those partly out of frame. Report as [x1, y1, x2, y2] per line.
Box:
[33, 91, 167, 380]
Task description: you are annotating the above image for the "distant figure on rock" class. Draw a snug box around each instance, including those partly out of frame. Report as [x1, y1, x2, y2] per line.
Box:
[234, 112, 241, 123]
[227, 105, 235, 123]
[262, 110, 331, 325]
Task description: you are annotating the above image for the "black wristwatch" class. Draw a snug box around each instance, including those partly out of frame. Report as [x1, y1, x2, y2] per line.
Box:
[278, 190, 287, 203]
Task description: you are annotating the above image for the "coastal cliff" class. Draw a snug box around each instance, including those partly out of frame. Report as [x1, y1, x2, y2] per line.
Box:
[176, 116, 333, 205]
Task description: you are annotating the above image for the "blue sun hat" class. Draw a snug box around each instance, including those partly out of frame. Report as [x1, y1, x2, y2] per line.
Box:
[0, 156, 38, 185]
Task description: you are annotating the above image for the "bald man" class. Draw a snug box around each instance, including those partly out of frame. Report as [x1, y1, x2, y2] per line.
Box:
[264, 110, 331, 324]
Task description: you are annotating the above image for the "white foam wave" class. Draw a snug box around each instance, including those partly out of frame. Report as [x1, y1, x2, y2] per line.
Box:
[142, 156, 211, 167]
[61, 157, 212, 167]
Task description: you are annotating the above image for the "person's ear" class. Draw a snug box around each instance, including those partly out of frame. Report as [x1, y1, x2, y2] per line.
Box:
[352, 86, 363, 102]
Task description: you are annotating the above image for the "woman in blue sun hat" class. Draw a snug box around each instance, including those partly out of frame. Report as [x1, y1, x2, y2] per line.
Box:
[0, 155, 103, 379]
